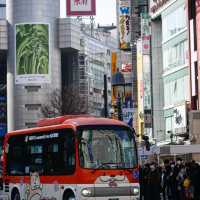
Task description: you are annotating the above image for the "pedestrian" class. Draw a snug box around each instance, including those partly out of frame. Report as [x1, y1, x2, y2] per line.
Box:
[147, 162, 161, 200]
[160, 163, 167, 200]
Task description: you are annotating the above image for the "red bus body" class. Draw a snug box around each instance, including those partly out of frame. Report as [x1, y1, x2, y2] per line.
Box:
[0, 116, 139, 200]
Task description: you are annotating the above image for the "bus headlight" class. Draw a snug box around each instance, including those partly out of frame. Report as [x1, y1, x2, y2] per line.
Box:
[131, 187, 140, 196]
[81, 188, 92, 197]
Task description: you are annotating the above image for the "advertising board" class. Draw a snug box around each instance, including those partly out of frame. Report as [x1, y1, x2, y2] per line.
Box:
[15, 23, 50, 84]
[118, 0, 131, 50]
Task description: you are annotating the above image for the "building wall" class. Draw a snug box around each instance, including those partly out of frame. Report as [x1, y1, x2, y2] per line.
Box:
[6, 0, 61, 130]
[162, 0, 189, 140]
[151, 19, 165, 142]
[150, 0, 190, 145]
[196, 1, 200, 108]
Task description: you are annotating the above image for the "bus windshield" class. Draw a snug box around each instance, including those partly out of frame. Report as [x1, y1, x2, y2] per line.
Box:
[78, 126, 137, 169]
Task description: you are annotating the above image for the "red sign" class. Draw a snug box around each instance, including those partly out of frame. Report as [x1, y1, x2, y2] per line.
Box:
[67, 0, 96, 16]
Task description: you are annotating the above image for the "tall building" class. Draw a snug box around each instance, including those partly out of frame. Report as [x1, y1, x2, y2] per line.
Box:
[0, 0, 115, 131]
[0, 0, 7, 138]
[187, 0, 200, 154]
[150, 0, 190, 145]
[77, 24, 115, 116]
[0, 0, 5, 19]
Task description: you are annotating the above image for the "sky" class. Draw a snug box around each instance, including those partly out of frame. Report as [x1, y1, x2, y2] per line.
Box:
[60, 0, 117, 26]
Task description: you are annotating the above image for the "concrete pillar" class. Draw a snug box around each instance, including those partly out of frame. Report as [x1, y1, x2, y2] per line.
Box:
[6, 0, 61, 130]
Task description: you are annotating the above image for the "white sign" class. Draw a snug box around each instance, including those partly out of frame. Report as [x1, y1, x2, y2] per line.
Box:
[173, 104, 187, 134]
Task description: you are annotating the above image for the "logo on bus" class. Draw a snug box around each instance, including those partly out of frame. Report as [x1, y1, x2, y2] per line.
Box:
[108, 179, 118, 187]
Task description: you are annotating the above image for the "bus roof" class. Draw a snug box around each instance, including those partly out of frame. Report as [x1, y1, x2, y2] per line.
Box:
[37, 115, 128, 127]
[7, 115, 130, 136]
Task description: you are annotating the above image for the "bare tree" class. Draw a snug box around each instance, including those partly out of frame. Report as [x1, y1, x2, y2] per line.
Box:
[41, 86, 88, 117]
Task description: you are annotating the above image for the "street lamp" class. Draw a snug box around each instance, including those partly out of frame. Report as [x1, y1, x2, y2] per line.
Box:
[112, 69, 125, 121]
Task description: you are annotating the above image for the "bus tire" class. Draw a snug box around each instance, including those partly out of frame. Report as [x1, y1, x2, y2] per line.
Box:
[63, 190, 75, 200]
[11, 189, 20, 200]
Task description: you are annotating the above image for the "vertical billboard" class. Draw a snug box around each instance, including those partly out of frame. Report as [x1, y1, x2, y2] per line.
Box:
[15, 23, 50, 84]
[141, 14, 150, 55]
[173, 103, 187, 135]
[118, 0, 131, 50]
[120, 65, 133, 126]
[67, 0, 96, 16]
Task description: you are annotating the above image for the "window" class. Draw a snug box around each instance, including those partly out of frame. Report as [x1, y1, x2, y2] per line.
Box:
[25, 104, 41, 111]
[163, 40, 188, 71]
[164, 75, 189, 107]
[0, 1, 6, 19]
[78, 126, 137, 169]
[25, 122, 37, 128]
[7, 129, 75, 176]
[162, 5, 186, 41]
[24, 86, 41, 92]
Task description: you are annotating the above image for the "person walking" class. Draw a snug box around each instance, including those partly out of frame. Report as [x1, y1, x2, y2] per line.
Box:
[146, 162, 161, 200]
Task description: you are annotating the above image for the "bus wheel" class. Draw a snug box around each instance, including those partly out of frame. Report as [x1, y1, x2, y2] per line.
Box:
[63, 192, 75, 200]
[11, 190, 20, 200]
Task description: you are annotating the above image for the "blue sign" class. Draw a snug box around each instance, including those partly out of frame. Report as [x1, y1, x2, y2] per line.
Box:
[0, 123, 7, 136]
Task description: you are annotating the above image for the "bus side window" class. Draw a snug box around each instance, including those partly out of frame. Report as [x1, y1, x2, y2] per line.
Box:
[65, 135, 75, 171]
[7, 137, 26, 175]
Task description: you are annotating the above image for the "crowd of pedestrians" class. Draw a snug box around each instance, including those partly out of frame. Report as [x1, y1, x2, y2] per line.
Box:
[139, 158, 200, 200]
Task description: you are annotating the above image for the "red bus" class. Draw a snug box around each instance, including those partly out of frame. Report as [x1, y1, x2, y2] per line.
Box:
[1, 115, 139, 200]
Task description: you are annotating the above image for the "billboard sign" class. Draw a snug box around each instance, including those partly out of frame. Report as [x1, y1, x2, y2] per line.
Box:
[15, 23, 50, 84]
[118, 0, 131, 50]
[141, 14, 150, 55]
[67, 0, 96, 16]
[173, 103, 187, 135]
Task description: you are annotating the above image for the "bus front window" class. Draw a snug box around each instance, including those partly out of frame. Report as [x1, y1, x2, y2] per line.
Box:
[78, 126, 137, 169]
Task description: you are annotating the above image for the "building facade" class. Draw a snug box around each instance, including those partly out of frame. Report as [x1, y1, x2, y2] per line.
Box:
[150, 0, 190, 145]
[0, 0, 7, 137]
[0, 0, 5, 19]
[0, 1, 115, 132]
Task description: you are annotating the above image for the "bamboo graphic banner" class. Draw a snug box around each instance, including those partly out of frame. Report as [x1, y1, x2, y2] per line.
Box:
[15, 23, 50, 84]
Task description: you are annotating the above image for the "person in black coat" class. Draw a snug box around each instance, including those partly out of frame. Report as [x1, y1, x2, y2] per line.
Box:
[147, 162, 161, 200]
